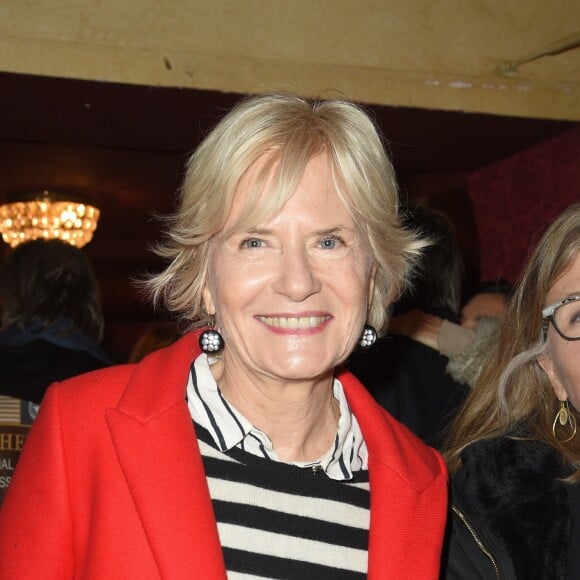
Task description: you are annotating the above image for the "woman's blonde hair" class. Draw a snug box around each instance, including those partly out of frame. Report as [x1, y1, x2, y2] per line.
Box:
[444, 202, 580, 481]
[145, 93, 424, 333]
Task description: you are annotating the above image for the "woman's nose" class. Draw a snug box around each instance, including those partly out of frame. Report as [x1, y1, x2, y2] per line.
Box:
[272, 247, 322, 301]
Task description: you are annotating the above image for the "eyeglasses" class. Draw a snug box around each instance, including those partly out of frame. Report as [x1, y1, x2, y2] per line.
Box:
[542, 294, 580, 341]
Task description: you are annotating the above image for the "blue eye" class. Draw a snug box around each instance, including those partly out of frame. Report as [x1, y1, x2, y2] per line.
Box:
[241, 238, 263, 249]
[320, 236, 341, 249]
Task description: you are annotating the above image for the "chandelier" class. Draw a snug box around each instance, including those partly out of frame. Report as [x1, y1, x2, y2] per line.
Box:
[0, 190, 100, 248]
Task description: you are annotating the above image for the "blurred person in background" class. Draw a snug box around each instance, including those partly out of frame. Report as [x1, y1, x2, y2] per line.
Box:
[347, 205, 467, 447]
[0, 239, 111, 504]
[388, 280, 512, 389]
[460, 279, 511, 330]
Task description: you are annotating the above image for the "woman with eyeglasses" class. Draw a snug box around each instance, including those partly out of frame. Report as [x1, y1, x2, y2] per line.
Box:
[442, 202, 580, 580]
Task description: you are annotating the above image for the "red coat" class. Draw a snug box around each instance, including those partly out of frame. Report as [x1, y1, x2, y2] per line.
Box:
[0, 332, 447, 579]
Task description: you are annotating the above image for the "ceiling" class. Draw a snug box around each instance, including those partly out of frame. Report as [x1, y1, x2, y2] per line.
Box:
[1, 1, 579, 120]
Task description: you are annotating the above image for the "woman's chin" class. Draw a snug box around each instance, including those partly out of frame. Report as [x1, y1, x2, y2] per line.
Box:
[261, 355, 338, 383]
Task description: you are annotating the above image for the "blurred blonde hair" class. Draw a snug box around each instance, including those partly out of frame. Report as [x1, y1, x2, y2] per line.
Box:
[445, 202, 580, 481]
[144, 93, 424, 333]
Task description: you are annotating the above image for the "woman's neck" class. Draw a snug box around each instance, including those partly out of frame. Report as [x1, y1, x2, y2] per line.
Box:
[211, 360, 340, 462]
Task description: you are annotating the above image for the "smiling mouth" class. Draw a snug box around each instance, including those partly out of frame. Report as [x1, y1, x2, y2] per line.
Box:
[257, 315, 331, 329]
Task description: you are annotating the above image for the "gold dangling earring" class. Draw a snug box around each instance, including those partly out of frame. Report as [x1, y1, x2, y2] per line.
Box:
[552, 400, 577, 443]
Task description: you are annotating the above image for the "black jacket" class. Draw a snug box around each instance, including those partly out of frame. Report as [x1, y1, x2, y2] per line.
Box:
[0, 326, 112, 404]
[443, 435, 579, 580]
[0, 328, 112, 505]
[347, 332, 466, 447]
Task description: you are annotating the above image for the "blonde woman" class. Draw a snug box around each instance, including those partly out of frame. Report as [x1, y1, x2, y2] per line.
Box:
[443, 202, 580, 580]
[0, 94, 447, 579]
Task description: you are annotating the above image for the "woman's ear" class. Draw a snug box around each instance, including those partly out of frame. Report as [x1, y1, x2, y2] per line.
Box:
[202, 285, 216, 317]
[367, 264, 377, 305]
[537, 353, 567, 401]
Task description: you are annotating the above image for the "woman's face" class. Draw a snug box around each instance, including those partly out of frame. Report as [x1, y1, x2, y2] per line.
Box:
[460, 292, 507, 329]
[539, 251, 580, 412]
[203, 151, 374, 385]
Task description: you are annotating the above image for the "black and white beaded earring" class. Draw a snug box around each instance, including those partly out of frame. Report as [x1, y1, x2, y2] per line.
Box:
[199, 316, 224, 354]
[358, 324, 377, 349]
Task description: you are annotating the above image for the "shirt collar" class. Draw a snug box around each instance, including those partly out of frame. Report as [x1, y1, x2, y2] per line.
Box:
[187, 353, 368, 480]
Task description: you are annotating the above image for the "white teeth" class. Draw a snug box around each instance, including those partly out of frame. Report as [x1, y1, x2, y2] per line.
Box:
[259, 316, 328, 329]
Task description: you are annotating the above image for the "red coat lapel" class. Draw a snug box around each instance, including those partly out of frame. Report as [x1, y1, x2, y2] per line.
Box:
[339, 369, 448, 579]
[106, 333, 227, 578]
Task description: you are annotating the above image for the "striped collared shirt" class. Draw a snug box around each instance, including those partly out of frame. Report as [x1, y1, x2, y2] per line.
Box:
[186, 354, 368, 480]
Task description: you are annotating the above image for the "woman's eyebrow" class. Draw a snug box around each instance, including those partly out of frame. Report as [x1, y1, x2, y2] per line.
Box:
[314, 226, 353, 236]
[242, 227, 272, 236]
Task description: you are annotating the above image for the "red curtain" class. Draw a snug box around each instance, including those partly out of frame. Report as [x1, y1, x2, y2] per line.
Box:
[468, 125, 580, 283]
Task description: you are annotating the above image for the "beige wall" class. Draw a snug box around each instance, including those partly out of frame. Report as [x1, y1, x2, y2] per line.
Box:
[1, 1, 579, 120]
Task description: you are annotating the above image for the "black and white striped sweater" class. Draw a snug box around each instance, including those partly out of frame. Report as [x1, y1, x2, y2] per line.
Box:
[196, 424, 370, 579]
